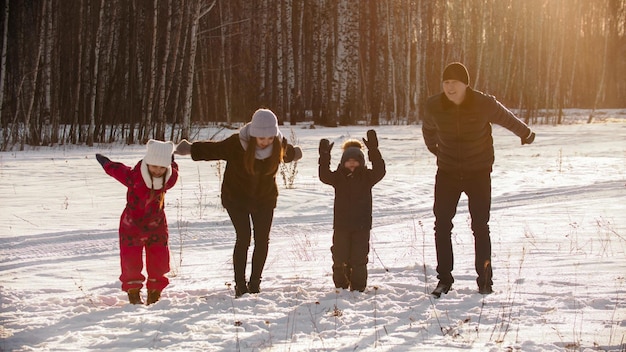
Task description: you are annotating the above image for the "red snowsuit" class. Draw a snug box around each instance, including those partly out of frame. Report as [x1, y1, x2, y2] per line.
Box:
[104, 160, 178, 292]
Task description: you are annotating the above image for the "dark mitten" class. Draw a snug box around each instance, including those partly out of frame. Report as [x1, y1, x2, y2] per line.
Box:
[522, 131, 536, 145]
[95, 153, 111, 168]
[362, 129, 378, 150]
[292, 146, 303, 161]
[175, 139, 192, 155]
[285, 144, 295, 160]
[427, 145, 438, 156]
[368, 148, 382, 161]
[318, 139, 334, 155]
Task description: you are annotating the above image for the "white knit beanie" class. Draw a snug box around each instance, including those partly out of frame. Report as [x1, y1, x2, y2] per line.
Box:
[249, 109, 279, 137]
[144, 139, 174, 167]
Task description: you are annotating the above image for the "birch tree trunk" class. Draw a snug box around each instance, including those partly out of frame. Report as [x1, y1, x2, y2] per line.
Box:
[473, 0, 489, 89]
[181, 1, 215, 140]
[24, 0, 48, 147]
[133, 2, 146, 143]
[279, 0, 289, 120]
[290, 0, 303, 125]
[70, 1, 84, 144]
[218, 1, 231, 124]
[412, 0, 423, 123]
[566, 2, 583, 109]
[1, 0, 10, 147]
[139, 0, 159, 142]
[335, 0, 358, 125]
[87, 0, 105, 146]
[169, 4, 187, 141]
[404, 0, 411, 123]
[42, 0, 54, 145]
[385, 1, 397, 124]
[181, 2, 199, 139]
[100, 1, 116, 142]
[156, 0, 172, 140]
[126, 1, 136, 144]
[367, 0, 380, 125]
[588, 2, 611, 124]
[554, 2, 568, 124]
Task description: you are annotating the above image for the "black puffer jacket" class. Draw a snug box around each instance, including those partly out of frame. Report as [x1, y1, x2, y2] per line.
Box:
[423, 87, 531, 174]
[319, 150, 386, 231]
[191, 134, 297, 211]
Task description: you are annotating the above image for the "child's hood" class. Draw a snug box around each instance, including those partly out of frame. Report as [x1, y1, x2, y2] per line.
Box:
[138, 160, 172, 190]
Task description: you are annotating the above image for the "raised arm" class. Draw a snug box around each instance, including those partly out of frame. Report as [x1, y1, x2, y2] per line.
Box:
[318, 139, 336, 186]
[362, 130, 386, 185]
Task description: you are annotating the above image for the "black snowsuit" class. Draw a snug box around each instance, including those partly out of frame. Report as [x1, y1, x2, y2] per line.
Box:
[319, 148, 385, 291]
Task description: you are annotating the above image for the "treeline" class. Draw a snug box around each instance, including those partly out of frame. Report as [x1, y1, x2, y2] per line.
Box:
[0, 0, 624, 149]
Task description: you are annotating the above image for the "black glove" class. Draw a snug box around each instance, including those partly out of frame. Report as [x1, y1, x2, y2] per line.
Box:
[318, 139, 334, 155]
[522, 131, 536, 145]
[362, 129, 378, 150]
[95, 153, 111, 168]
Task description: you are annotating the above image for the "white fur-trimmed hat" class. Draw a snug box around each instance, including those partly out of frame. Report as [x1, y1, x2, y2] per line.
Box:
[249, 109, 279, 137]
[144, 139, 174, 167]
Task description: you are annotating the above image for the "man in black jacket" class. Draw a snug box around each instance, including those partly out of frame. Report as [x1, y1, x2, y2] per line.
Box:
[422, 62, 535, 297]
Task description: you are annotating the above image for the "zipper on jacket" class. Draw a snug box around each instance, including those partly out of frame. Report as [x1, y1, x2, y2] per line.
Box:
[455, 105, 463, 177]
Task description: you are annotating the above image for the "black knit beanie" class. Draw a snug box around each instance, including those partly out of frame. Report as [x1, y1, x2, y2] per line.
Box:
[340, 147, 365, 166]
[442, 62, 470, 85]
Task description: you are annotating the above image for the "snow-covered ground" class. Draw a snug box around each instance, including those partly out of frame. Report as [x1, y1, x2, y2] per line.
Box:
[1, 114, 625, 351]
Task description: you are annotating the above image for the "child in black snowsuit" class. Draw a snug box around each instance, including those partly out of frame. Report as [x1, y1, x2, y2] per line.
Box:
[318, 130, 386, 291]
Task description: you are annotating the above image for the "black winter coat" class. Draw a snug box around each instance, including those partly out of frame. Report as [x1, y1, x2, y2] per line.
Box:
[423, 87, 532, 174]
[319, 150, 386, 231]
[191, 134, 297, 211]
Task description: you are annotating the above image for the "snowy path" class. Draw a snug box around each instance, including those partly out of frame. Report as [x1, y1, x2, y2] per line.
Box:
[1, 121, 625, 351]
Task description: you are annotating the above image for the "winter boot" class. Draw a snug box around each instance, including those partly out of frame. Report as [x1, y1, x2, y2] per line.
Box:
[478, 283, 493, 295]
[332, 263, 350, 289]
[247, 279, 261, 294]
[349, 265, 367, 292]
[235, 282, 249, 298]
[477, 263, 493, 295]
[431, 281, 452, 298]
[127, 288, 144, 305]
[147, 289, 161, 305]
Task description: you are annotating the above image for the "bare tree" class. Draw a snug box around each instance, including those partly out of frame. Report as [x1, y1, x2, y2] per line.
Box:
[181, 1, 215, 140]
[589, 1, 612, 123]
[1, 0, 625, 149]
[23, 0, 48, 147]
[155, 0, 173, 140]
[1, 0, 10, 147]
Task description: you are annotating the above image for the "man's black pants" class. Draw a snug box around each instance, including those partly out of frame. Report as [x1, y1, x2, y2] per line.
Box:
[433, 170, 493, 287]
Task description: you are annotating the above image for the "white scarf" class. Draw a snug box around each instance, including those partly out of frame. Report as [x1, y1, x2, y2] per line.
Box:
[238, 123, 283, 159]
[140, 160, 171, 190]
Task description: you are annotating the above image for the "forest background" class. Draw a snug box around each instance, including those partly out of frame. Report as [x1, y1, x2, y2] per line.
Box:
[0, 0, 624, 150]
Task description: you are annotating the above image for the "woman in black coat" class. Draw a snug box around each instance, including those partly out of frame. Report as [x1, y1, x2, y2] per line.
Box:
[176, 109, 302, 297]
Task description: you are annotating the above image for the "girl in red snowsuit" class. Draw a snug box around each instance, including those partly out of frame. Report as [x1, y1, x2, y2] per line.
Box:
[96, 139, 178, 305]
